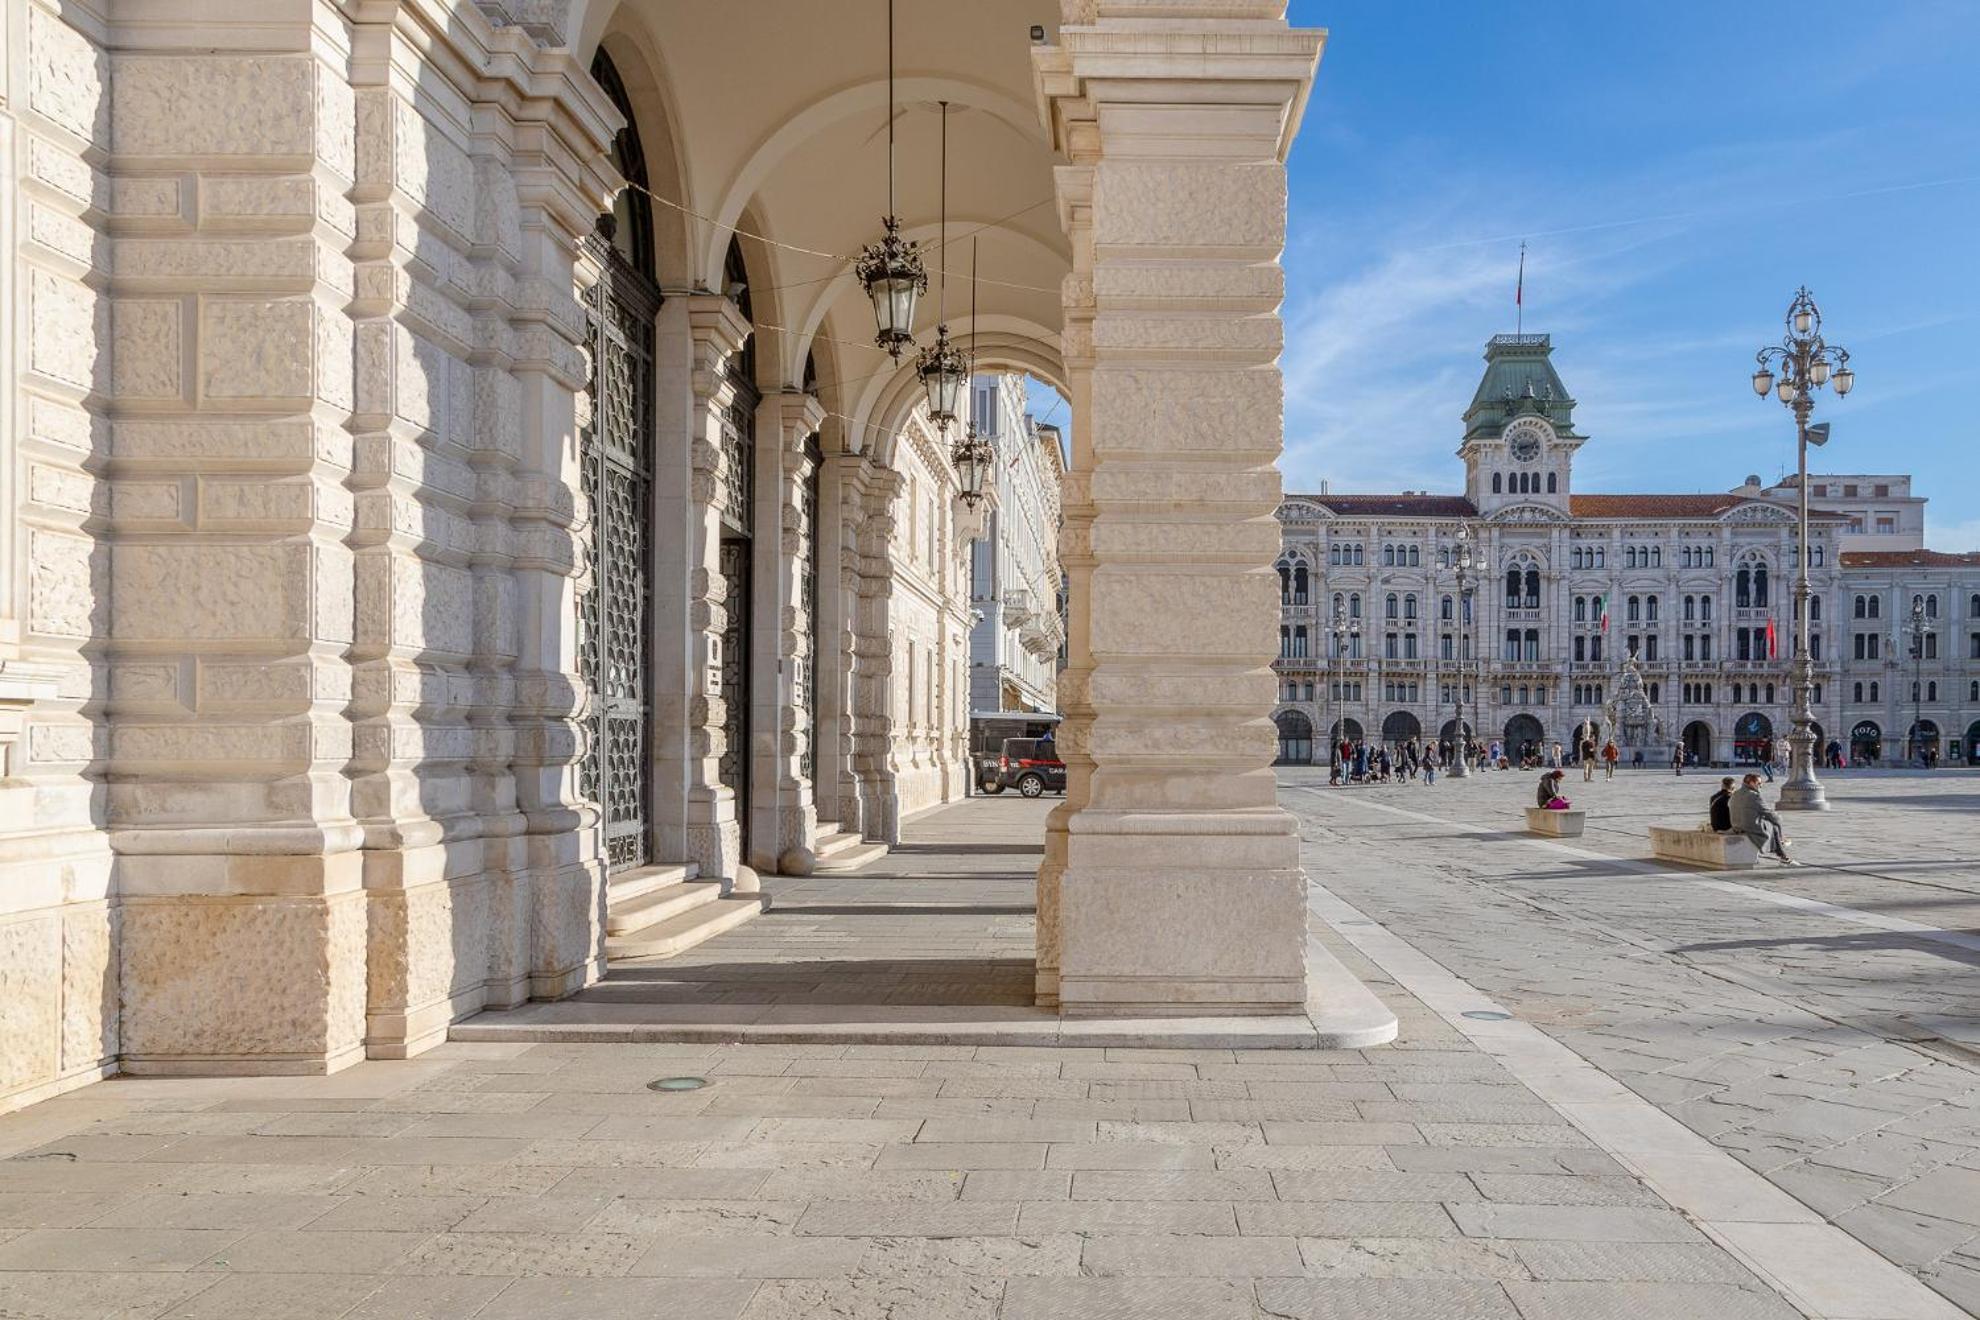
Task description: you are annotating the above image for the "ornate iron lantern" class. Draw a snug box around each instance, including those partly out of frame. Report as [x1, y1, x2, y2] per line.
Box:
[854, 0, 926, 358]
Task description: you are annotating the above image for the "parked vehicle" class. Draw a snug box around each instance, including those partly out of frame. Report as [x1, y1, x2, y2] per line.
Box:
[992, 736, 1067, 798]
[969, 711, 1061, 794]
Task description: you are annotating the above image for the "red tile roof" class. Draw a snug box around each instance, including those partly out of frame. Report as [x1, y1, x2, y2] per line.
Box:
[1292, 494, 1478, 518]
[1840, 549, 1980, 567]
[1567, 494, 1848, 521]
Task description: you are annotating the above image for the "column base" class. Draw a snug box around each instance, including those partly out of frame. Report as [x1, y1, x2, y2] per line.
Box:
[1054, 809, 1307, 1018]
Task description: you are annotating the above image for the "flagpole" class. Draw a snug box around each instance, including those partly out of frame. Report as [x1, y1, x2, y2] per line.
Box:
[1516, 242, 1526, 336]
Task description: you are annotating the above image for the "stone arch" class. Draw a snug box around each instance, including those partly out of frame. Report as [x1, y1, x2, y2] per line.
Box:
[1381, 711, 1421, 744]
[1682, 720, 1713, 766]
[589, 22, 694, 286]
[1503, 713, 1544, 753]
[1274, 709, 1314, 765]
[1851, 720, 1882, 764]
[851, 328, 1066, 465]
[1329, 717, 1365, 747]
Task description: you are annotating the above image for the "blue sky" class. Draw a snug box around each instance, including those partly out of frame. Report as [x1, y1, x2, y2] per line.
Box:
[1276, 0, 1980, 548]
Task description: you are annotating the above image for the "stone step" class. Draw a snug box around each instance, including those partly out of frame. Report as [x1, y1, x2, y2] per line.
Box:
[604, 878, 723, 937]
[816, 840, 889, 873]
[605, 861, 700, 907]
[605, 895, 765, 961]
[815, 830, 873, 860]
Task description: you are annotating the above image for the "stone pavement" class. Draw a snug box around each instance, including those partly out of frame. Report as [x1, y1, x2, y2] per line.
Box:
[0, 779, 1973, 1317]
[1287, 765, 1980, 1315]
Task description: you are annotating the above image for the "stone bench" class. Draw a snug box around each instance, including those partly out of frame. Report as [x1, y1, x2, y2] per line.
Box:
[1649, 824, 1758, 870]
[1524, 807, 1585, 837]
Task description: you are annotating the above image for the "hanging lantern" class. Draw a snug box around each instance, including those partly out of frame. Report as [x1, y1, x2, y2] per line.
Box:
[855, 219, 926, 359]
[952, 429, 991, 507]
[918, 329, 968, 430]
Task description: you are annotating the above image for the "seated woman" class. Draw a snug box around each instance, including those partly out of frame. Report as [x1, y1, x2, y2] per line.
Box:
[1536, 770, 1570, 810]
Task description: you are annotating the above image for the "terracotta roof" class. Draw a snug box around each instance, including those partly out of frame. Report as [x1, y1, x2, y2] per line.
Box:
[1567, 494, 1848, 521]
[1291, 494, 1478, 518]
[1840, 549, 1980, 568]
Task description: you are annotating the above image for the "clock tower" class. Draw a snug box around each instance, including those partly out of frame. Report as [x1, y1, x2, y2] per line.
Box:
[1460, 333, 1584, 516]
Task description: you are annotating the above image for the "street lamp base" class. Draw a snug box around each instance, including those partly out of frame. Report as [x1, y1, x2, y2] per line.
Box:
[1776, 779, 1830, 812]
[1448, 764, 1470, 779]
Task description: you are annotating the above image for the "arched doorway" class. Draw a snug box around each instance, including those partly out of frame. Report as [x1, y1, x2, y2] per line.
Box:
[579, 49, 662, 873]
[1850, 720, 1882, 766]
[1965, 720, 1980, 764]
[1329, 717, 1364, 748]
[1439, 718, 1472, 747]
[1570, 718, 1603, 751]
[1682, 720, 1713, 767]
[1381, 711, 1422, 746]
[1274, 710, 1314, 765]
[1734, 711, 1773, 764]
[1908, 719, 1941, 762]
[1503, 714, 1544, 760]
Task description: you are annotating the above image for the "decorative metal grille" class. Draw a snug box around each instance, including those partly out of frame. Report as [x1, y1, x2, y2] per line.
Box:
[718, 537, 752, 824]
[798, 438, 821, 784]
[578, 238, 659, 873]
[719, 397, 754, 534]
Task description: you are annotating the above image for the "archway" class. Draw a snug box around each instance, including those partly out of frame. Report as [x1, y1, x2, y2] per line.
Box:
[1329, 717, 1365, 748]
[1439, 718, 1472, 747]
[1908, 719, 1941, 762]
[1850, 720, 1882, 766]
[1965, 720, 1980, 764]
[1503, 714, 1544, 761]
[1734, 712, 1773, 764]
[1274, 710, 1314, 766]
[1381, 711, 1422, 746]
[1682, 720, 1713, 767]
[1570, 718, 1603, 751]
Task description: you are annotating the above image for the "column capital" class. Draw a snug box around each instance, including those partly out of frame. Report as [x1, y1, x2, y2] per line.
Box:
[686, 293, 752, 396]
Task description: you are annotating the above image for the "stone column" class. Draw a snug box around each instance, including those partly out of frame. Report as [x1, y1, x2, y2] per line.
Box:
[682, 293, 750, 883]
[853, 468, 901, 846]
[815, 452, 866, 839]
[1032, 4, 1324, 1016]
[104, 7, 367, 1072]
[754, 391, 825, 874]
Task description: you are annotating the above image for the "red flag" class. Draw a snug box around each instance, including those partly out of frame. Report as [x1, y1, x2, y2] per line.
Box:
[1765, 617, 1778, 659]
[1516, 243, 1525, 308]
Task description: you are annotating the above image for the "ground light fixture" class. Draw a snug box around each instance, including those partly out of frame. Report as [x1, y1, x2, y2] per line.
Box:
[854, 0, 926, 358]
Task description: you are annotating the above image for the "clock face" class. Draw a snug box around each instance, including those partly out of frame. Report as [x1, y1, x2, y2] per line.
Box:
[1508, 430, 1542, 462]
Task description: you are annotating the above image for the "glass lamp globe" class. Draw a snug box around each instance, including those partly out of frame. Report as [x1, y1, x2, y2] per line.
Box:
[1751, 367, 1775, 397]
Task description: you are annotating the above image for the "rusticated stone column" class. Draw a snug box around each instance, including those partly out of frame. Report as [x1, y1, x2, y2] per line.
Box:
[682, 293, 751, 883]
[105, 8, 367, 1072]
[853, 469, 901, 846]
[1032, 3, 1325, 1015]
[815, 452, 867, 839]
[753, 391, 826, 874]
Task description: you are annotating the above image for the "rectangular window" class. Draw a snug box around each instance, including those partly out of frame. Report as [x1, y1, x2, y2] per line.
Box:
[1876, 516, 1896, 534]
[1924, 634, 1938, 660]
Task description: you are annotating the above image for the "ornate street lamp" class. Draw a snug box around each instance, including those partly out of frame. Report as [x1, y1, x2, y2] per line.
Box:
[1750, 286, 1853, 810]
[853, 0, 926, 358]
[1906, 598, 1933, 767]
[1448, 523, 1478, 778]
[916, 101, 967, 430]
[1328, 604, 1359, 780]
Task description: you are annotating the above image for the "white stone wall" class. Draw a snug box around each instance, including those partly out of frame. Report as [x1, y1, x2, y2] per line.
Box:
[968, 373, 1063, 715]
[890, 418, 971, 822]
[0, 0, 618, 1104]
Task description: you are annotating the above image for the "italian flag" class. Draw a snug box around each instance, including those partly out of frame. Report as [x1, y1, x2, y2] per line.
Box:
[1594, 594, 1609, 631]
[1765, 616, 1778, 659]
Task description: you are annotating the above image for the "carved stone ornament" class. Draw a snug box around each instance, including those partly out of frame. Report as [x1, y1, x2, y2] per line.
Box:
[1722, 502, 1796, 524]
[1488, 503, 1569, 524]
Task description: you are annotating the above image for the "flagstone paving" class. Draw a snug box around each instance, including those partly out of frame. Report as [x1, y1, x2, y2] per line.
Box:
[1287, 765, 1980, 1315]
[0, 775, 1975, 1317]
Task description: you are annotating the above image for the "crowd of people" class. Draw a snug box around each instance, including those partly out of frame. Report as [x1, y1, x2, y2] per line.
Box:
[1328, 734, 1624, 787]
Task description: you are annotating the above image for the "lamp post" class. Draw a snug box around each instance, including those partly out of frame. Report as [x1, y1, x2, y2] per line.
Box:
[1906, 598, 1933, 767]
[1750, 287, 1853, 811]
[1329, 605, 1359, 780]
[1448, 524, 1478, 778]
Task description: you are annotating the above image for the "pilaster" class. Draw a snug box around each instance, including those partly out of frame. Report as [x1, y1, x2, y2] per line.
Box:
[854, 468, 901, 846]
[1033, 4, 1325, 1015]
[755, 390, 825, 874]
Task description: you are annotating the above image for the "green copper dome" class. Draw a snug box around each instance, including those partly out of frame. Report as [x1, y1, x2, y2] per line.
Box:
[1462, 334, 1584, 442]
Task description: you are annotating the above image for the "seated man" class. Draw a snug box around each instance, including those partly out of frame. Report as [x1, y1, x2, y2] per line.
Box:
[1730, 772, 1797, 865]
[1535, 770, 1569, 809]
[1708, 777, 1735, 832]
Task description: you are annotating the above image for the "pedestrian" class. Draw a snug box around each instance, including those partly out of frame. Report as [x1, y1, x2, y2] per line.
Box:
[1581, 734, 1597, 782]
[1602, 740, 1619, 779]
[1761, 736, 1779, 783]
[1423, 743, 1439, 786]
[1708, 776, 1735, 832]
[1549, 741, 1564, 770]
[1671, 741, 1685, 777]
[1730, 772, 1796, 865]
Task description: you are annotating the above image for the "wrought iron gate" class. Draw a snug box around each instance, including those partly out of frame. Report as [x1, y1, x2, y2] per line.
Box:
[579, 239, 660, 872]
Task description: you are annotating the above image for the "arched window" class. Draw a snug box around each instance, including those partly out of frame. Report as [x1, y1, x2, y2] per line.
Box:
[1385, 593, 1399, 620]
[1871, 681, 1879, 701]
[1409, 546, 1420, 567]
[1809, 596, 1820, 621]
[1766, 683, 1775, 704]
[1647, 595, 1660, 622]
[1736, 567, 1751, 608]
[1625, 547, 1637, 569]
[1524, 568, 1539, 607]
[1441, 594, 1453, 621]
[1492, 473, 1503, 494]
[1504, 568, 1521, 608]
[1929, 681, 1938, 701]
[1547, 473, 1557, 494]
[591, 50, 655, 279]
[1574, 597, 1587, 624]
[1332, 592, 1344, 616]
[1352, 545, 1365, 566]
[1853, 682, 1863, 702]
[1971, 593, 1980, 617]
[1276, 559, 1292, 604]
[1294, 564, 1309, 603]
[1651, 546, 1661, 566]
[1627, 596, 1641, 624]
[1926, 594, 1939, 619]
[1404, 593, 1418, 620]
[1349, 592, 1362, 620]
[1700, 595, 1713, 622]
[1383, 545, 1395, 567]
[1754, 566, 1769, 608]
[1684, 595, 1695, 621]
[1868, 595, 1880, 618]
